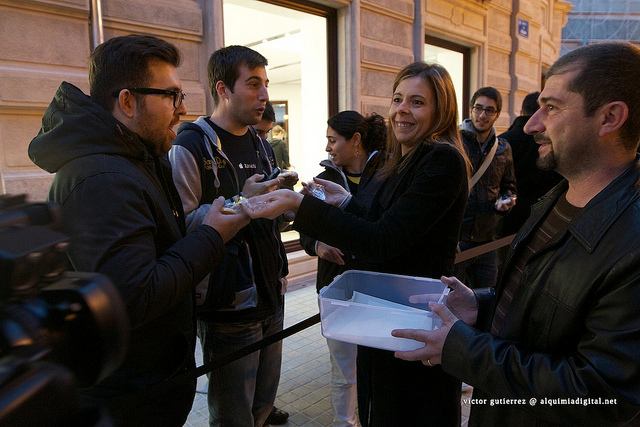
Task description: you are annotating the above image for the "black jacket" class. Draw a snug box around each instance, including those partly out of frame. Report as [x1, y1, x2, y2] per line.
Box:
[294, 142, 468, 426]
[460, 119, 517, 242]
[444, 158, 640, 426]
[295, 143, 467, 277]
[299, 152, 385, 292]
[497, 115, 562, 236]
[170, 117, 287, 323]
[28, 82, 226, 426]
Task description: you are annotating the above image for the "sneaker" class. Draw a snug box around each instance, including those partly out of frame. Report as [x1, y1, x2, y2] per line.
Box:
[265, 407, 289, 425]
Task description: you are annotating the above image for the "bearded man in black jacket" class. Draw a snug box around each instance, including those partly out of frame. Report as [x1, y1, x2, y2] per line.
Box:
[497, 91, 562, 239]
[393, 42, 640, 427]
[28, 35, 248, 426]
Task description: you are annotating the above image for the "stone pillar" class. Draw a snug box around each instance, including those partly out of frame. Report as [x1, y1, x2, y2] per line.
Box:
[360, 0, 414, 115]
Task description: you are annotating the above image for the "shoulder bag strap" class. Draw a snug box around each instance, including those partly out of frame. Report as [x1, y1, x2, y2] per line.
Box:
[469, 138, 498, 189]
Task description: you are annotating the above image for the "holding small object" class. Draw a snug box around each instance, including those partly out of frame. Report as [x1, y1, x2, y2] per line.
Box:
[306, 181, 326, 200]
[276, 168, 299, 190]
[259, 167, 281, 182]
[495, 193, 517, 211]
[221, 195, 247, 214]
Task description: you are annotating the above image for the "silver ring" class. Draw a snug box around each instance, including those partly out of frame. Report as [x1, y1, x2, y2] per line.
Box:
[427, 359, 433, 367]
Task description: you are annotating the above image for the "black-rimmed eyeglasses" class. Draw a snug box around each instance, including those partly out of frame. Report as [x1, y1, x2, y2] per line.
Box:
[472, 105, 498, 117]
[113, 88, 185, 109]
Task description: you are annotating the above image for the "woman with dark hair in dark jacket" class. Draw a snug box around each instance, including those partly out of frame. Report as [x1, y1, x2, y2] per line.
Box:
[300, 110, 386, 426]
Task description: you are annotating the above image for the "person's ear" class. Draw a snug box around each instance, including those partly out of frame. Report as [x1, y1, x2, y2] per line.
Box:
[216, 80, 229, 101]
[114, 89, 136, 119]
[352, 132, 362, 147]
[599, 101, 628, 138]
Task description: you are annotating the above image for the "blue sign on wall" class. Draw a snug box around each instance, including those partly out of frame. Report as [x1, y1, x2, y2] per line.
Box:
[518, 18, 529, 38]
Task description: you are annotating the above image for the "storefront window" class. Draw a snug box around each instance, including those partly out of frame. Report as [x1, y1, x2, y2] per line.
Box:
[425, 37, 470, 121]
[223, 0, 337, 249]
[223, 0, 334, 183]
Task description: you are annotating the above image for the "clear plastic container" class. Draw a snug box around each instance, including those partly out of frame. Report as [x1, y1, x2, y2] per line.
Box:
[319, 270, 447, 351]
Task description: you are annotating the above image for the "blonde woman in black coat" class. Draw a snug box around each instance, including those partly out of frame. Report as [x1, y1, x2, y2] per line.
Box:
[243, 62, 471, 426]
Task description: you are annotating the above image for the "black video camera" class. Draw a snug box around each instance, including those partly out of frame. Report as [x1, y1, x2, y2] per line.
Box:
[0, 194, 128, 426]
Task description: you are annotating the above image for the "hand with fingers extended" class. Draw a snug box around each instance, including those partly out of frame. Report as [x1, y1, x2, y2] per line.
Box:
[242, 173, 284, 198]
[242, 189, 303, 220]
[392, 302, 459, 366]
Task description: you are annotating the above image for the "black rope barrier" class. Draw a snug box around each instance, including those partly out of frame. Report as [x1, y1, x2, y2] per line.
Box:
[104, 313, 320, 410]
[104, 234, 516, 409]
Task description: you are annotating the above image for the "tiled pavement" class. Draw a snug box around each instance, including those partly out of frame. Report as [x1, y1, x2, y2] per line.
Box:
[184, 281, 472, 427]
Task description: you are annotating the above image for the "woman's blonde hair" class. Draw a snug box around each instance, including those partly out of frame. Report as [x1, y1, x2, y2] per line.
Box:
[271, 124, 285, 137]
[381, 62, 471, 179]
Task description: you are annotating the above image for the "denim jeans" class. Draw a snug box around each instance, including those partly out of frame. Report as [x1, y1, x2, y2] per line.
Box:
[197, 305, 284, 427]
[454, 240, 499, 289]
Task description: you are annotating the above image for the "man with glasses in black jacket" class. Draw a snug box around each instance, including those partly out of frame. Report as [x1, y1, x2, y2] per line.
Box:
[455, 87, 517, 289]
[28, 34, 248, 426]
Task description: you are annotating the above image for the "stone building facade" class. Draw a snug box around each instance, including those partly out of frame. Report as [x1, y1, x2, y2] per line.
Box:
[0, 0, 572, 200]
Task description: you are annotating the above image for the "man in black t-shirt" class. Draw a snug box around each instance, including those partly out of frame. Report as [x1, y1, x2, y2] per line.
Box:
[169, 45, 297, 427]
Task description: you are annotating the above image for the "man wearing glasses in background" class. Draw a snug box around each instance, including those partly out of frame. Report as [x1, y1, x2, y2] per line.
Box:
[28, 34, 249, 426]
[455, 87, 517, 290]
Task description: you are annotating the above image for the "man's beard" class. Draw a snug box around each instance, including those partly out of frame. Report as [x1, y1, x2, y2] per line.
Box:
[534, 134, 557, 171]
[134, 106, 173, 157]
[537, 148, 557, 171]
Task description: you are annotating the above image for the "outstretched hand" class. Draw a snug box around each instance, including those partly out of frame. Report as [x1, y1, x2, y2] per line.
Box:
[301, 177, 349, 206]
[242, 189, 304, 220]
[392, 302, 459, 366]
[203, 197, 251, 243]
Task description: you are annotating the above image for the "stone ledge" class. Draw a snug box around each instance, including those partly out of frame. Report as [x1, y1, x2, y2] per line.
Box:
[285, 250, 317, 290]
